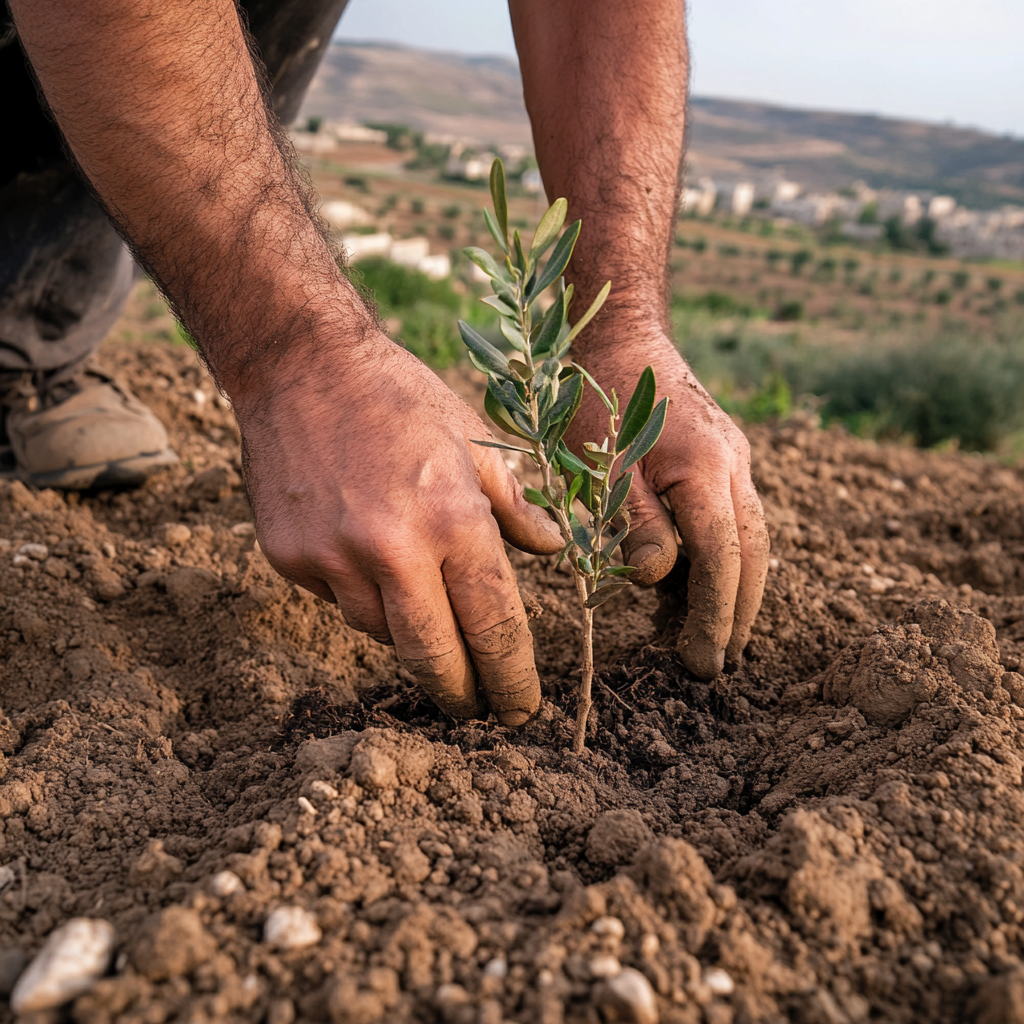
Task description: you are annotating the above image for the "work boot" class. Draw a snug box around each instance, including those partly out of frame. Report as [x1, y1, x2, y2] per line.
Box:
[2, 362, 178, 490]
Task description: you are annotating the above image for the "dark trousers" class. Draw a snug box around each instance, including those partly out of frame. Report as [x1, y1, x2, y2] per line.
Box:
[0, 0, 349, 372]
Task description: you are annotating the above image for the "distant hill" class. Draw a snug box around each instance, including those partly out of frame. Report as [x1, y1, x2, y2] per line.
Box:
[300, 41, 1024, 209]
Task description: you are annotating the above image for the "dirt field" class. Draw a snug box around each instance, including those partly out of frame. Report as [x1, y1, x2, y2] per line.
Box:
[3, 340, 1024, 1023]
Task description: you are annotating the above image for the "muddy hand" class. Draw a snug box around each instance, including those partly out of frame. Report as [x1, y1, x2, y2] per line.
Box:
[566, 332, 770, 678]
[235, 338, 563, 725]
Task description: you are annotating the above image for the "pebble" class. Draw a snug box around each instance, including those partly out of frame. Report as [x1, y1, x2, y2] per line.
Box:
[209, 870, 244, 897]
[157, 523, 192, 547]
[594, 966, 659, 1024]
[16, 543, 48, 561]
[101, 541, 117, 559]
[589, 955, 622, 979]
[308, 780, 339, 800]
[484, 957, 508, 979]
[297, 796, 317, 816]
[592, 916, 626, 941]
[0, 864, 15, 893]
[230, 522, 256, 537]
[263, 906, 322, 950]
[434, 982, 470, 1007]
[10, 918, 114, 1012]
[703, 967, 735, 996]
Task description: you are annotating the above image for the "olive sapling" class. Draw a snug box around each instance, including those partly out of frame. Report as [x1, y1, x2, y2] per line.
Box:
[458, 159, 668, 753]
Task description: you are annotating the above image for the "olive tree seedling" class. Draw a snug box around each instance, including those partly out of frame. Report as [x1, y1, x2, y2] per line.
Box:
[458, 159, 667, 753]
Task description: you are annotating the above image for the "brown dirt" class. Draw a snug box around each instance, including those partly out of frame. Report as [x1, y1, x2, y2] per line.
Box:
[3, 341, 1024, 1024]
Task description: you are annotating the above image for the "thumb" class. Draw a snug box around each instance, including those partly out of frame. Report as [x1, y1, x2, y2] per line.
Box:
[475, 447, 564, 555]
[620, 473, 678, 585]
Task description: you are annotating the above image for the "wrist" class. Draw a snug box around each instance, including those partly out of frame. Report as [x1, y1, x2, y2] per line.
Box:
[201, 278, 381, 415]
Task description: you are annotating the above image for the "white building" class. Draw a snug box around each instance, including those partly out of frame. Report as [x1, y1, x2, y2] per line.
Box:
[731, 182, 755, 217]
[681, 177, 717, 216]
[331, 123, 388, 145]
[320, 200, 373, 230]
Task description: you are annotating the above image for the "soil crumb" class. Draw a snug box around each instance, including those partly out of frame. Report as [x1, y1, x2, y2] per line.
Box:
[3, 342, 1024, 1023]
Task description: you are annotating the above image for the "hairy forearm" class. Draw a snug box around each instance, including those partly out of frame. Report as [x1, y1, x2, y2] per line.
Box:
[510, 0, 687, 347]
[9, 0, 375, 404]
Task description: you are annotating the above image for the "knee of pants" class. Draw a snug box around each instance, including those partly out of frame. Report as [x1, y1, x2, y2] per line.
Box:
[0, 165, 135, 373]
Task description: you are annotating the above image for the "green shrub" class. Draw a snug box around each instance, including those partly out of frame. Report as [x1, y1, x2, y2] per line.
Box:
[774, 300, 804, 322]
[673, 291, 754, 317]
[393, 302, 465, 367]
[354, 257, 460, 312]
[790, 250, 813, 276]
[801, 335, 1024, 450]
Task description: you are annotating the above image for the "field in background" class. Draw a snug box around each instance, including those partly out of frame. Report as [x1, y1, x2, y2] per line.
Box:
[111, 138, 1024, 458]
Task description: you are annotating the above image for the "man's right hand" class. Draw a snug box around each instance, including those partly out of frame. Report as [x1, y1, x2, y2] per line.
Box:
[234, 335, 564, 726]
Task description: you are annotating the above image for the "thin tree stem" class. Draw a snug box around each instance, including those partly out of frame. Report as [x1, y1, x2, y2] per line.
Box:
[572, 574, 594, 755]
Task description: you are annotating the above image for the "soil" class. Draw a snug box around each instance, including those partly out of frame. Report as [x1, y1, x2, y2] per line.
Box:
[4, 341, 1024, 1024]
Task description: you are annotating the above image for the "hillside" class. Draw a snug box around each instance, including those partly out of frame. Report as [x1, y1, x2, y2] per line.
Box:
[299, 41, 1024, 208]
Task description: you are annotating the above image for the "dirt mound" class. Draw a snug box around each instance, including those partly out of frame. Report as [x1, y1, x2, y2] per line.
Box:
[2, 342, 1024, 1024]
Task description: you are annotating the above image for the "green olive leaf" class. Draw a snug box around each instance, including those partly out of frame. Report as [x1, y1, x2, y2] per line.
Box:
[481, 294, 517, 316]
[616, 366, 656, 453]
[564, 281, 611, 346]
[585, 582, 632, 609]
[499, 318, 527, 352]
[463, 246, 505, 281]
[458, 320, 515, 380]
[483, 207, 508, 255]
[604, 472, 633, 522]
[569, 512, 593, 553]
[489, 159, 508, 246]
[528, 220, 581, 300]
[571, 362, 615, 413]
[524, 487, 550, 508]
[621, 397, 669, 469]
[530, 197, 568, 259]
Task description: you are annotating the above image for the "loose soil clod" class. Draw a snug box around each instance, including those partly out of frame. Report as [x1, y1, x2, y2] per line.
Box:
[2, 342, 1024, 1023]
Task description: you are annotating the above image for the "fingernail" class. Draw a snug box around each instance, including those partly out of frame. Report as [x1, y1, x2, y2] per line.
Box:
[630, 543, 662, 567]
[627, 544, 675, 586]
[678, 636, 725, 681]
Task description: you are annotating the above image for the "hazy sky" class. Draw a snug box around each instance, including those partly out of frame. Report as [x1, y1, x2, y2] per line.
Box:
[335, 0, 1024, 138]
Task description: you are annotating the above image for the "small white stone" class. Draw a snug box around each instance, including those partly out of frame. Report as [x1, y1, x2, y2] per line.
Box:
[0, 864, 15, 893]
[309, 780, 338, 800]
[434, 982, 469, 1007]
[297, 796, 317, 816]
[209, 870, 244, 897]
[263, 906, 321, 950]
[11, 918, 114, 1012]
[484, 957, 508, 979]
[192, 389, 207, 407]
[12, 554, 31, 567]
[589, 955, 622, 979]
[101, 542, 117, 559]
[597, 966, 658, 1024]
[890, 477, 907, 491]
[231, 522, 255, 537]
[640, 933, 661, 959]
[17, 543, 48, 562]
[537, 969, 556, 988]
[591, 916, 626, 941]
[703, 967, 735, 996]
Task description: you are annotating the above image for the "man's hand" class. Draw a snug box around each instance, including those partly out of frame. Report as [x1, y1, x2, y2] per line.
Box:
[511, 0, 770, 675]
[566, 332, 769, 679]
[236, 337, 563, 724]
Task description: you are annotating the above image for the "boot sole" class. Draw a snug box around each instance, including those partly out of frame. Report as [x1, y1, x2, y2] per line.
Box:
[2, 447, 179, 490]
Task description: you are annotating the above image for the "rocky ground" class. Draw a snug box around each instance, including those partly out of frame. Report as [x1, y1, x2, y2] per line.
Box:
[3, 341, 1024, 1024]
